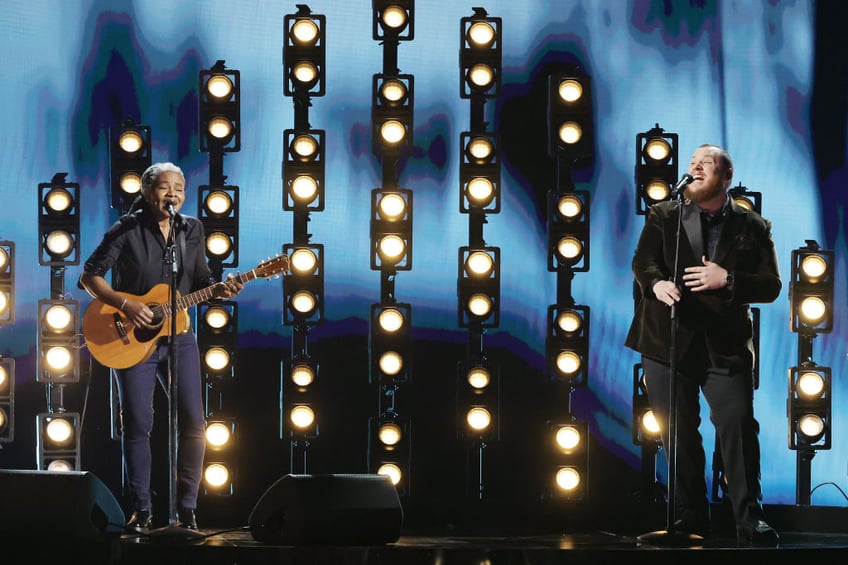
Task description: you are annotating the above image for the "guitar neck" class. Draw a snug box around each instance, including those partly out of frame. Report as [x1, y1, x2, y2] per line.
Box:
[169, 270, 258, 314]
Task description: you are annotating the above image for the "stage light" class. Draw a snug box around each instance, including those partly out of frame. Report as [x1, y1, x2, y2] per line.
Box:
[284, 6, 325, 96]
[36, 299, 80, 384]
[109, 119, 152, 212]
[377, 463, 402, 486]
[368, 414, 411, 496]
[198, 184, 239, 269]
[36, 412, 80, 471]
[458, 246, 500, 328]
[789, 240, 834, 335]
[38, 174, 80, 267]
[283, 243, 324, 326]
[283, 129, 325, 211]
[373, 1, 414, 41]
[459, 132, 500, 213]
[632, 364, 662, 445]
[199, 60, 240, 152]
[635, 124, 679, 214]
[0, 241, 13, 325]
[460, 8, 502, 99]
[198, 301, 237, 380]
[547, 72, 592, 162]
[547, 190, 589, 272]
[549, 419, 588, 500]
[203, 418, 236, 495]
[728, 182, 762, 214]
[371, 189, 413, 271]
[788, 364, 831, 450]
[371, 74, 414, 157]
[370, 302, 412, 385]
[281, 358, 320, 440]
[0, 358, 13, 443]
[546, 304, 589, 386]
[456, 360, 500, 441]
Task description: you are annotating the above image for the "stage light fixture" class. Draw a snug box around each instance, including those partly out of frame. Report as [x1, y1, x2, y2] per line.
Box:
[457, 246, 500, 329]
[546, 304, 589, 386]
[460, 8, 502, 99]
[0, 241, 13, 325]
[547, 190, 589, 272]
[790, 241, 834, 335]
[199, 60, 241, 152]
[202, 418, 236, 495]
[279, 355, 321, 440]
[788, 364, 831, 450]
[197, 184, 239, 270]
[284, 6, 326, 96]
[373, 1, 414, 41]
[549, 419, 588, 500]
[728, 182, 762, 214]
[109, 119, 152, 212]
[36, 411, 80, 471]
[459, 131, 500, 213]
[547, 72, 593, 162]
[635, 124, 679, 214]
[283, 129, 325, 211]
[369, 302, 412, 385]
[38, 174, 80, 267]
[0, 358, 13, 443]
[456, 360, 500, 441]
[198, 301, 237, 380]
[631, 364, 662, 445]
[281, 358, 320, 440]
[368, 414, 411, 496]
[282, 243, 324, 326]
[36, 299, 80, 384]
[371, 189, 413, 271]
[372, 74, 414, 157]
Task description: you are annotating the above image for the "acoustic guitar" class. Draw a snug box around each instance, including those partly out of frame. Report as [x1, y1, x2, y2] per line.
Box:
[82, 255, 288, 369]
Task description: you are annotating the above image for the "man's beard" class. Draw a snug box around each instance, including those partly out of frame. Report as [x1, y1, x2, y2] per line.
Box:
[684, 182, 723, 204]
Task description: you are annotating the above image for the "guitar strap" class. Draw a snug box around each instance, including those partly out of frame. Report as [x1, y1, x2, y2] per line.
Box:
[177, 224, 187, 287]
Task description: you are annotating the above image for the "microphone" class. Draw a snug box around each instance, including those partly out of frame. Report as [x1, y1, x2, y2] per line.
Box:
[671, 173, 694, 199]
[166, 202, 177, 217]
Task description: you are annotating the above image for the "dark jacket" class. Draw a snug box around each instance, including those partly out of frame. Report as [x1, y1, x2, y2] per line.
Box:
[625, 197, 781, 369]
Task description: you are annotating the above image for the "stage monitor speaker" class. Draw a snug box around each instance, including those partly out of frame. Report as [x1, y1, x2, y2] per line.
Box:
[0, 470, 125, 542]
[248, 473, 403, 545]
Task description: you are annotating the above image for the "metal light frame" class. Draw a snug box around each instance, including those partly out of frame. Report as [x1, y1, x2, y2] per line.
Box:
[634, 124, 678, 215]
[109, 118, 152, 212]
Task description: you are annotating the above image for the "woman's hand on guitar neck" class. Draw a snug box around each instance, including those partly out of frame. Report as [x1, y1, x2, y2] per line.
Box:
[212, 273, 244, 299]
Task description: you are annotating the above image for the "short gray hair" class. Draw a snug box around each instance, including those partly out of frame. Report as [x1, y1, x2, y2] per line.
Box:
[141, 162, 184, 193]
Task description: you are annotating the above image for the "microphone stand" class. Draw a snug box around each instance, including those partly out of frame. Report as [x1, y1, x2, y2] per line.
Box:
[637, 192, 703, 547]
[149, 210, 204, 544]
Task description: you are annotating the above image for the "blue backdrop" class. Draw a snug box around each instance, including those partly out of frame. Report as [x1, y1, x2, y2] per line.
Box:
[1, 0, 846, 508]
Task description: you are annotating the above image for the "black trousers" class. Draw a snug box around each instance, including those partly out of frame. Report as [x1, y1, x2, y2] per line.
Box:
[641, 352, 765, 529]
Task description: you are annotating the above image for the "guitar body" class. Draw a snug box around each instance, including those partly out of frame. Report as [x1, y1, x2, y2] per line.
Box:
[82, 254, 289, 370]
[83, 284, 190, 369]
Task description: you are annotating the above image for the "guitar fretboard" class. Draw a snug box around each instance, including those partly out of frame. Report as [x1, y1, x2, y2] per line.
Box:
[159, 269, 261, 317]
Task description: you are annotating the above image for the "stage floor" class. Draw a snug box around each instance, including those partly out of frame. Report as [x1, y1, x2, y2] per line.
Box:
[115, 527, 848, 565]
[8, 503, 848, 564]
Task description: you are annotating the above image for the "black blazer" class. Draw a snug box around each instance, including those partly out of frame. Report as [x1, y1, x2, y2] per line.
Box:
[625, 198, 781, 369]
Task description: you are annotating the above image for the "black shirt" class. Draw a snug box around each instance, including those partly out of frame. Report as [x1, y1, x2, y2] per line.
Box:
[82, 208, 216, 296]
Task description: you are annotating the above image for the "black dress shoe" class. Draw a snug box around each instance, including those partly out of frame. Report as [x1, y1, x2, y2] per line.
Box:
[737, 520, 779, 546]
[126, 509, 153, 533]
[177, 507, 198, 530]
[673, 517, 709, 538]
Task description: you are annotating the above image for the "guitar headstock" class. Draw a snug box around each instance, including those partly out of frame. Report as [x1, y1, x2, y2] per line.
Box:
[254, 254, 289, 279]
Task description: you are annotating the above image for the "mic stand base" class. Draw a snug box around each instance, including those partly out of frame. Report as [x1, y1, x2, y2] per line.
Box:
[637, 528, 704, 547]
[146, 524, 206, 545]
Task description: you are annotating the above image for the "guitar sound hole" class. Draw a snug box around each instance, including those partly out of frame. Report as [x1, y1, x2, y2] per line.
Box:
[147, 303, 166, 329]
